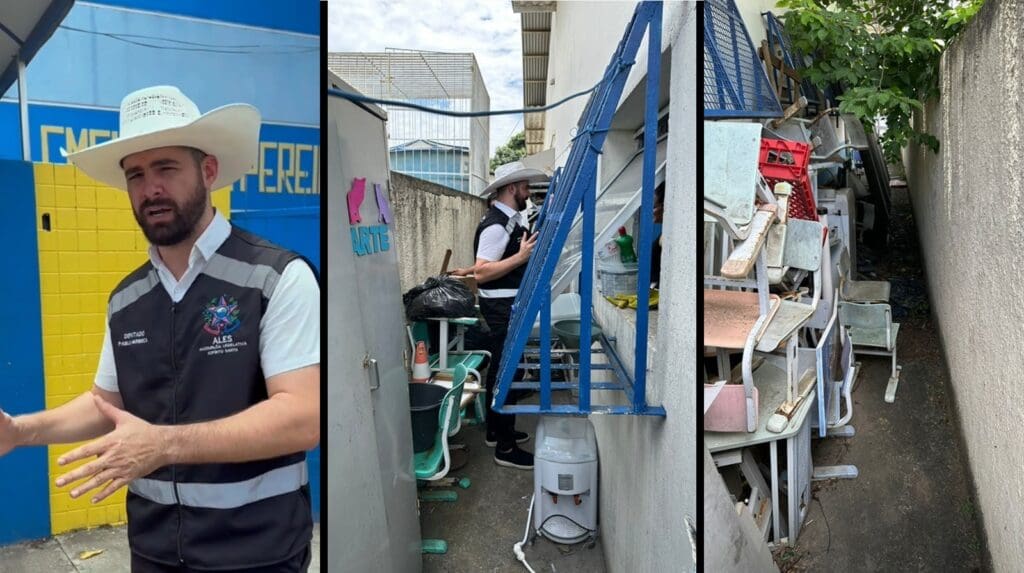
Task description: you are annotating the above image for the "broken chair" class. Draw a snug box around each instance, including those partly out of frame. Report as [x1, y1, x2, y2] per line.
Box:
[838, 301, 902, 402]
[836, 246, 890, 303]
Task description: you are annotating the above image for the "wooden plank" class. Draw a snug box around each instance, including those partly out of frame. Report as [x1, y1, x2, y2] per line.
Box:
[770, 96, 809, 129]
[721, 206, 777, 278]
[759, 41, 782, 100]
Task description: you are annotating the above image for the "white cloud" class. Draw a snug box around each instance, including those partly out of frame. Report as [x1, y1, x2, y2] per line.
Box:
[327, 0, 525, 157]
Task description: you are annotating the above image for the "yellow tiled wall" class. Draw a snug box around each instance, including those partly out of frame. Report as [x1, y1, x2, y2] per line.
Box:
[34, 163, 231, 534]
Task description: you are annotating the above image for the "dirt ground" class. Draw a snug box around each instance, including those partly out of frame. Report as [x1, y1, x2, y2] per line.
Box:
[776, 186, 990, 572]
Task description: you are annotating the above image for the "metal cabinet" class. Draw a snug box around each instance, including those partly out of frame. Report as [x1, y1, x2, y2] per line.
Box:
[328, 73, 421, 573]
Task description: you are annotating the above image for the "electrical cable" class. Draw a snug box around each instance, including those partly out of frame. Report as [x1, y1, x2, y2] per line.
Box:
[513, 494, 537, 573]
[535, 512, 597, 539]
[328, 81, 601, 118]
[58, 24, 317, 54]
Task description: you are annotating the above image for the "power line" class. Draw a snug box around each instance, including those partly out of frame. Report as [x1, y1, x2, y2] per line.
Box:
[503, 116, 523, 144]
[58, 25, 317, 54]
[328, 81, 600, 118]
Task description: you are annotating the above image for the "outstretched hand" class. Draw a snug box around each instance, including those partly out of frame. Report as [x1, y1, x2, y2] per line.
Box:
[55, 394, 170, 504]
[0, 409, 17, 458]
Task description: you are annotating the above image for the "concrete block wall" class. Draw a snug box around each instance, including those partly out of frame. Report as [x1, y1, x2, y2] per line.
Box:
[903, 0, 1023, 569]
[388, 171, 488, 296]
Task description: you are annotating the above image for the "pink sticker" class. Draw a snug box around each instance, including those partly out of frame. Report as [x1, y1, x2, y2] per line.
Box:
[347, 178, 366, 225]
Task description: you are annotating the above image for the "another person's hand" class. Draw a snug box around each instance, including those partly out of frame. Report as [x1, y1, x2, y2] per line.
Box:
[55, 394, 170, 504]
[517, 232, 538, 263]
[0, 409, 18, 458]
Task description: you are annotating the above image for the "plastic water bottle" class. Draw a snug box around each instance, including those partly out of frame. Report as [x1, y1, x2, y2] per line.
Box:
[615, 226, 637, 263]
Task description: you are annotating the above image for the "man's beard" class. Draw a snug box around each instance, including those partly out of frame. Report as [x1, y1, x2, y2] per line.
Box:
[515, 191, 528, 211]
[134, 181, 207, 246]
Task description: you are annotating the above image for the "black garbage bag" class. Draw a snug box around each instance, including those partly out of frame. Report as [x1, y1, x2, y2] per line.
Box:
[403, 276, 476, 321]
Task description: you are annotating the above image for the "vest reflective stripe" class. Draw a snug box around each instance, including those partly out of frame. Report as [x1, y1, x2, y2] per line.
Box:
[128, 461, 308, 509]
[205, 253, 284, 299]
[478, 288, 519, 298]
[108, 270, 160, 319]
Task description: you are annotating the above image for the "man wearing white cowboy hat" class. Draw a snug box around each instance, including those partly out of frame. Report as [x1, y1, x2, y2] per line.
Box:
[0, 86, 320, 572]
[455, 160, 547, 469]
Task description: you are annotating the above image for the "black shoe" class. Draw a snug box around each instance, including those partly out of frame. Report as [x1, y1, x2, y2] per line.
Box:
[494, 446, 534, 470]
[485, 430, 530, 448]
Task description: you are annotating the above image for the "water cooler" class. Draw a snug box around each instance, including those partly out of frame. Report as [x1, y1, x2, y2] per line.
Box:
[533, 416, 599, 545]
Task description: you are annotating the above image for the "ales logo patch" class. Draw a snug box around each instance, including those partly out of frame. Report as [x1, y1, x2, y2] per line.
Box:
[203, 295, 241, 336]
[200, 295, 248, 356]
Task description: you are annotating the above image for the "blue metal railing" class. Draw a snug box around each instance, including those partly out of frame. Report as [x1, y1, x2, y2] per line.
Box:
[704, 0, 782, 118]
[491, 0, 666, 417]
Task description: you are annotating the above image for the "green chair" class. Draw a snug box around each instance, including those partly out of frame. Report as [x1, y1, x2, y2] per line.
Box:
[415, 364, 468, 482]
[407, 320, 488, 424]
[416, 364, 470, 556]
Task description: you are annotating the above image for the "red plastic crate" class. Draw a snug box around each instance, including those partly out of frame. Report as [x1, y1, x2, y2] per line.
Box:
[759, 138, 810, 180]
[758, 138, 817, 221]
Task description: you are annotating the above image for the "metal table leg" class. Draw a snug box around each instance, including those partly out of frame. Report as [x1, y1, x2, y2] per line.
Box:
[771, 441, 780, 543]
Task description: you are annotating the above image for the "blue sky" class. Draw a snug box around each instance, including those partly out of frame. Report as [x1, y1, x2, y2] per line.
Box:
[327, 0, 526, 156]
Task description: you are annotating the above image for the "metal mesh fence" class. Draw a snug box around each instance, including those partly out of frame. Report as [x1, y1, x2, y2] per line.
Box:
[329, 50, 491, 194]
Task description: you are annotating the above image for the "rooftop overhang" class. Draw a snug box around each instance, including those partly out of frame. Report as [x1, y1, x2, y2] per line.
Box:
[513, 1, 554, 156]
[0, 1, 75, 160]
[0, 1, 74, 96]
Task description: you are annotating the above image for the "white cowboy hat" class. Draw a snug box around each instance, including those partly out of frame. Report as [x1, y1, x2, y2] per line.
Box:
[63, 85, 261, 191]
[480, 159, 548, 198]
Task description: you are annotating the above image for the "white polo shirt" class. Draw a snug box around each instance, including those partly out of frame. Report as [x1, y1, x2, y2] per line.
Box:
[476, 201, 527, 262]
[94, 211, 320, 392]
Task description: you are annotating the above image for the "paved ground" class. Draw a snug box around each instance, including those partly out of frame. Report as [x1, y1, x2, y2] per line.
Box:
[420, 401, 607, 573]
[0, 522, 320, 572]
[776, 187, 989, 572]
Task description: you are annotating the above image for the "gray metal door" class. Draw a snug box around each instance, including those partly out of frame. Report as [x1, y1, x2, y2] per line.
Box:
[328, 78, 421, 573]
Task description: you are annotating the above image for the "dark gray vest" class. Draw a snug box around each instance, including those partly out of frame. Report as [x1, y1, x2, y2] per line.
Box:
[473, 205, 528, 296]
[108, 226, 312, 569]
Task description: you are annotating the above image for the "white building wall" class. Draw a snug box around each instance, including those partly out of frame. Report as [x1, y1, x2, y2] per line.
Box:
[538, 2, 695, 569]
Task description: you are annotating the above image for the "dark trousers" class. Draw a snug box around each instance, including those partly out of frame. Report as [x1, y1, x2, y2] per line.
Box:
[465, 296, 522, 450]
[130, 544, 311, 573]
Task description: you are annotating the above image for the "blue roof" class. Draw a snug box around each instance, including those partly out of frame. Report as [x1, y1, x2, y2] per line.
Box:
[390, 139, 469, 153]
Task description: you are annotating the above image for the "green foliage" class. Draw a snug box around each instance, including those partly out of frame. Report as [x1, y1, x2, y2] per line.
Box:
[489, 131, 526, 173]
[776, 0, 984, 162]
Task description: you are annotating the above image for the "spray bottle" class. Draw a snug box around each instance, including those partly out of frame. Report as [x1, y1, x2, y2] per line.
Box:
[614, 226, 637, 263]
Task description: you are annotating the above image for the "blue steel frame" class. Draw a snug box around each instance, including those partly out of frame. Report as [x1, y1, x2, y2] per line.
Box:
[492, 1, 665, 417]
[704, 0, 782, 119]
